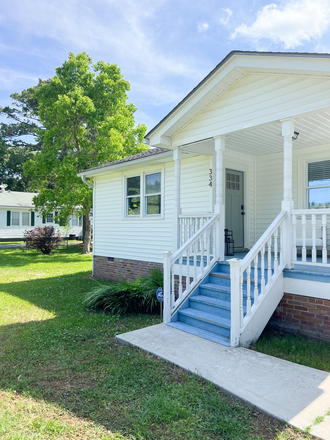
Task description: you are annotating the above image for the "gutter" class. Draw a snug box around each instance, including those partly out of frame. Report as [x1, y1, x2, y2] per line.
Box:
[81, 175, 93, 188]
[78, 150, 173, 178]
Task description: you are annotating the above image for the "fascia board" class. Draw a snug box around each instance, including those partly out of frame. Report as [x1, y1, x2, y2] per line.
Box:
[78, 151, 173, 178]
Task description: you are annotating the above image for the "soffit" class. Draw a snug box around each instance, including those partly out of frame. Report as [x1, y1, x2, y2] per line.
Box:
[181, 110, 330, 157]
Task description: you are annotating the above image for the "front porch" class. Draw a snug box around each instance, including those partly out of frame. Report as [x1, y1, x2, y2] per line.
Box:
[162, 115, 330, 347]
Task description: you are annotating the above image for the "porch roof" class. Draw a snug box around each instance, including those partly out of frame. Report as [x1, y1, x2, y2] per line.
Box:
[145, 51, 330, 152]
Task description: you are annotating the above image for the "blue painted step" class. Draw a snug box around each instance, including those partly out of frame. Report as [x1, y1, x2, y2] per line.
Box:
[168, 261, 263, 347]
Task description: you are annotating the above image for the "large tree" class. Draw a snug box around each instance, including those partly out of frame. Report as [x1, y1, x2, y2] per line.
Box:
[0, 81, 46, 191]
[24, 52, 147, 254]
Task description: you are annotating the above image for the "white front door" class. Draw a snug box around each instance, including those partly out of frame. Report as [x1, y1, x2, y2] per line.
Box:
[225, 169, 244, 248]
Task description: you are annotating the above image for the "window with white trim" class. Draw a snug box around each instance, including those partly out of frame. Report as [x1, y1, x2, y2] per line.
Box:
[145, 172, 161, 215]
[307, 160, 330, 209]
[47, 213, 54, 223]
[71, 214, 78, 227]
[12, 212, 19, 226]
[126, 176, 141, 216]
[125, 172, 162, 217]
[22, 212, 30, 226]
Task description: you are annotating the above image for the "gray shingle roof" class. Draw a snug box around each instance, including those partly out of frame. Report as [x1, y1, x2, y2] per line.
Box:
[82, 147, 169, 173]
[0, 191, 37, 208]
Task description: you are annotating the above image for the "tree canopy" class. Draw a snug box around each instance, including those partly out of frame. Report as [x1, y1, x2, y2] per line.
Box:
[0, 81, 46, 191]
[24, 52, 147, 253]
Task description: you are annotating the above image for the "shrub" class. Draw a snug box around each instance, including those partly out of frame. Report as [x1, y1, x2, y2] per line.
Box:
[24, 226, 64, 254]
[84, 268, 163, 315]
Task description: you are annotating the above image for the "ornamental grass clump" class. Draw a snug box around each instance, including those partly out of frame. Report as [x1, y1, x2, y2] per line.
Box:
[24, 226, 63, 254]
[84, 268, 163, 315]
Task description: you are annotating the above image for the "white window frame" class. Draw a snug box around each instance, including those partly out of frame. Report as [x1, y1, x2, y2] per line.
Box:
[11, 211, 20, 226]
[46, 213, 54, 223]
[123, 168, 164, 219]
[22, 212, 30, 227]
[306, 159, 330, 209]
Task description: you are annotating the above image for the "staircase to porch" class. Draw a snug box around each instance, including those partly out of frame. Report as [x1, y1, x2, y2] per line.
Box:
[163, 208, 330, 347]
[168, 261, 266, 347]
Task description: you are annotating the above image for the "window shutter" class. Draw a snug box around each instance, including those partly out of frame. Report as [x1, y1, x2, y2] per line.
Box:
[7, 211, 11, 226]
[55, 211, 58, 224]
[31, 211, 35, 226]
[42, 216, 46, 224]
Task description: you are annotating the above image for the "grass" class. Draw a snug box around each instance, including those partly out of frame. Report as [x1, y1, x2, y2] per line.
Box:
[0, 246, 315, 439]
[253, 328, 330, 372]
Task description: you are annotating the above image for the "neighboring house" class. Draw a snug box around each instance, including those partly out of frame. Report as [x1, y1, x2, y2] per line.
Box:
[79, 51, 330, 345]
[0, 188, 83, 239]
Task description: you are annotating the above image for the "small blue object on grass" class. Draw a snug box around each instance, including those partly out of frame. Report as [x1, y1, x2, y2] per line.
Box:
[156, 287, 164, 319]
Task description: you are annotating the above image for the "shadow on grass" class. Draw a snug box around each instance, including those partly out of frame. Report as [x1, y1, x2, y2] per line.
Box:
[0, 249, 304, 440]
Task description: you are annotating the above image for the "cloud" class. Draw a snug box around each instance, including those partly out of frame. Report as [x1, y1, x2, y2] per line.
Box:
[197, 22, 209, 33]
[0, 0, 205, 108]
[231, 0, 330, 49]
[220, 8, 233, 25]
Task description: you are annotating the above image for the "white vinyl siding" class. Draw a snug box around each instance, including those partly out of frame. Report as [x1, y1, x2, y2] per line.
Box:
[93, 156, 215, 263]
[255, 144, 330, 240]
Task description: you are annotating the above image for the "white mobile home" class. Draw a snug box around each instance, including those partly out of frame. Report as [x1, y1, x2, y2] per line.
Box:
[0, 190, 83, 239]
[79, 51, 330, 346]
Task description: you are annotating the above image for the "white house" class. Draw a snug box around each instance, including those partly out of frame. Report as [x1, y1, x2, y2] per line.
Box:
[79, 51, 330, 346]
[0, 188, 83, 239]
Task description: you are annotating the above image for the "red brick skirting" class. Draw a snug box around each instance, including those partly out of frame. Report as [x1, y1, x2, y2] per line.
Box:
[268, 293, 330, 341]
[94, 255, 163, 282]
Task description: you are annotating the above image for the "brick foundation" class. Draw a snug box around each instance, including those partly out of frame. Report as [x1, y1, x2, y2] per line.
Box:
[94, 255, 163, 282]
[268, 293, 330, 342]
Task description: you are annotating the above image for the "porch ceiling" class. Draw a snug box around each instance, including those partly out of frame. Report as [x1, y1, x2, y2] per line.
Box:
[226, 110, 330, 156]
[181, 109, 330, 157]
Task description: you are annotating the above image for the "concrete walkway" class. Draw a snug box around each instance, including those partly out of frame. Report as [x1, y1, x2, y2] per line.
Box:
[116, 324, 330, 439]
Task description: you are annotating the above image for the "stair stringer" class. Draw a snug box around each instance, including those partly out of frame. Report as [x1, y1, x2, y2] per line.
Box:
[239, 270, 284, 347]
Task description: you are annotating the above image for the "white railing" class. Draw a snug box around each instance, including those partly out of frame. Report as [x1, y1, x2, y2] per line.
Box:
[179, 213, 213, 247]
[292, 209, 330, 266]
[229, 210, 288, 347]
[163, 213, 220, 323]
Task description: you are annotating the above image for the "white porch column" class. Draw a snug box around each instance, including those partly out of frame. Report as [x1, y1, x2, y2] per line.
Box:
[281, 118, 294, 269]
[173, 148, 182, 251]
[214, 136, 225, 261]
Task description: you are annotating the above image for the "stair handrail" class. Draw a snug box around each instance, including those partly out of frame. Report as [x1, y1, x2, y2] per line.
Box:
[171, 213, 220, 264]
[229, 209, 288, 347]
[240, 210, 287, 273]
[163, 212, 220, 323]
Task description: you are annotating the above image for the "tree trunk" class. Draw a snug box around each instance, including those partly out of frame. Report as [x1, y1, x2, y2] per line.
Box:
[82, 212, 91, 254]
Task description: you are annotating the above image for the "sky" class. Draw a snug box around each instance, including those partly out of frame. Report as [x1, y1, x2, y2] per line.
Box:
[1, 0, 330, 132]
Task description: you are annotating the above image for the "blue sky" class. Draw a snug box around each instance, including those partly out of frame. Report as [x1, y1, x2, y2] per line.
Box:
[1, 0, 330, 131]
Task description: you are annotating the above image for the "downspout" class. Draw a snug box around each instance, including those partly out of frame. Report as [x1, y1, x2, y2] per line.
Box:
[81, 175, 94, 276]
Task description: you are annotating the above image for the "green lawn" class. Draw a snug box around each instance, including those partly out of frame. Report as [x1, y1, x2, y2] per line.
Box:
[253, 328, 330, 372]
[0, 247, 314, 439]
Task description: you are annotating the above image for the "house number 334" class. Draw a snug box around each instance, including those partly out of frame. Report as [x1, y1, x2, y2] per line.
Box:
[209, 169, 212, 187]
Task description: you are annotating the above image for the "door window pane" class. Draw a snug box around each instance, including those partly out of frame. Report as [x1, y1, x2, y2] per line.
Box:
[22, 212, 30, 226]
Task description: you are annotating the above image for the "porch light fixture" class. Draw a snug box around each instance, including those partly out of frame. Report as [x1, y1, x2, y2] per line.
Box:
[292, 131, 299, 140]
